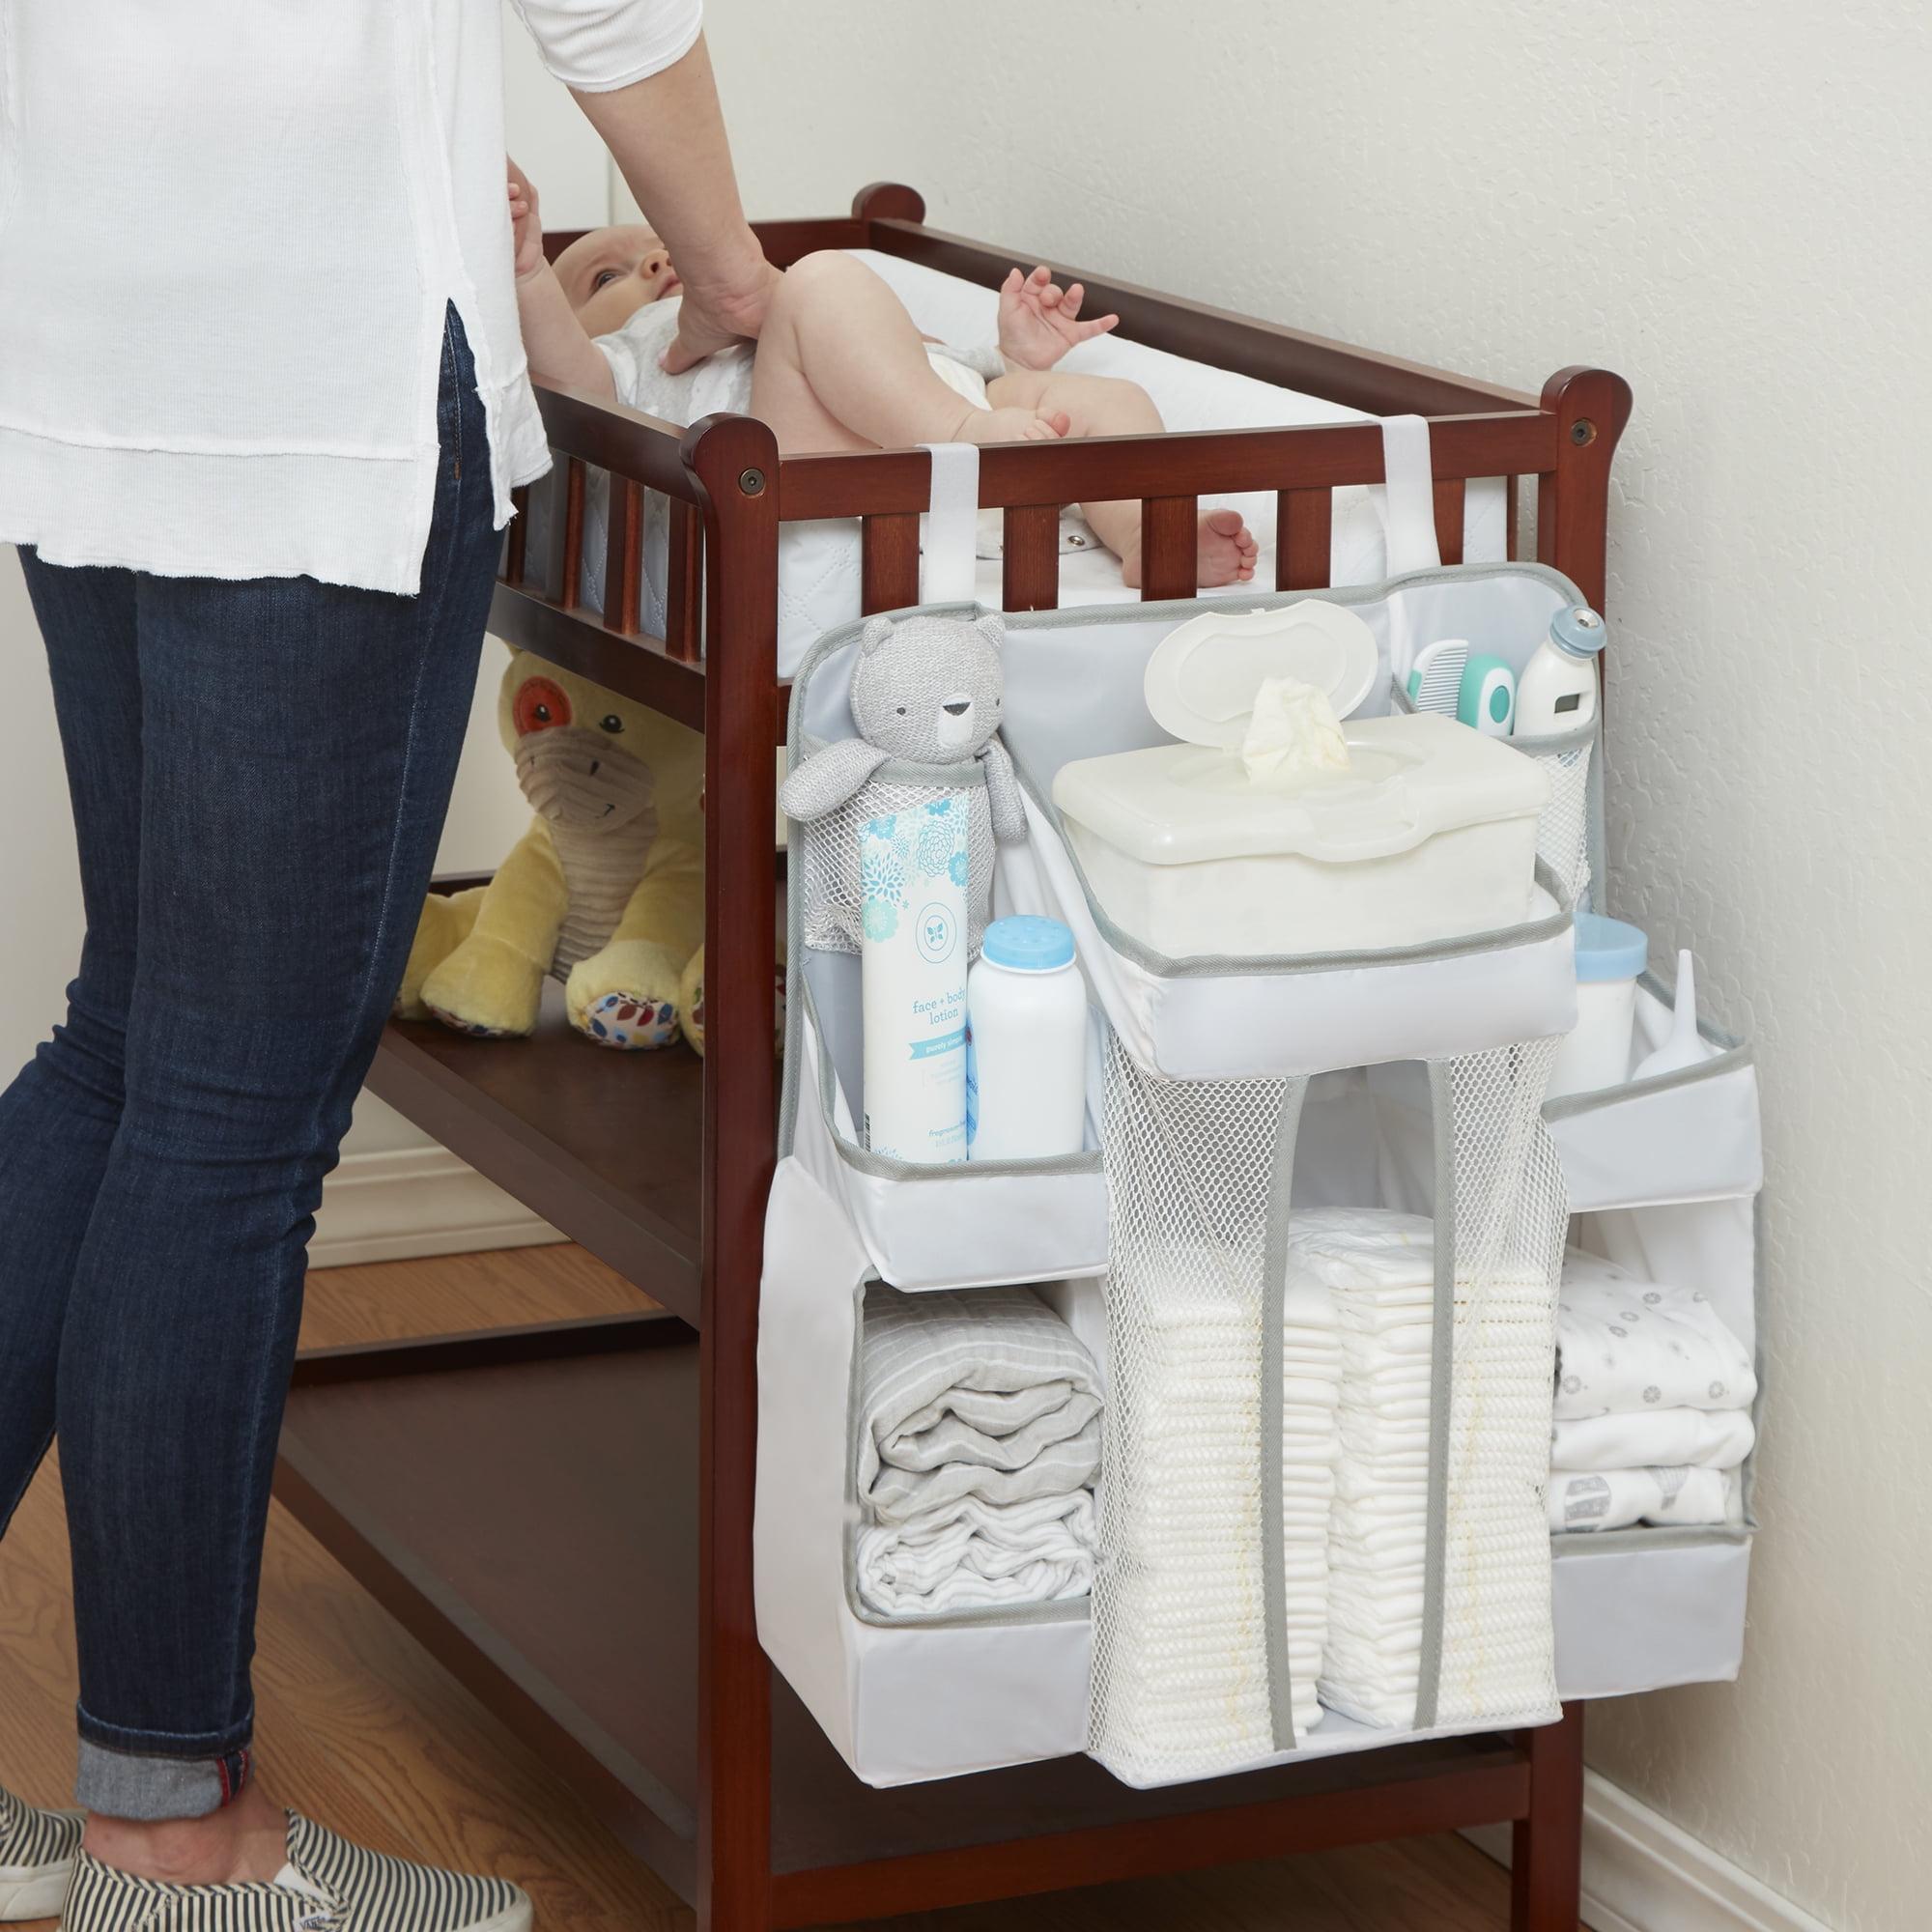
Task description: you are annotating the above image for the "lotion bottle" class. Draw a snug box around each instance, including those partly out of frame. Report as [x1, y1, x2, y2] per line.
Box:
[860, 805, 969, 1164]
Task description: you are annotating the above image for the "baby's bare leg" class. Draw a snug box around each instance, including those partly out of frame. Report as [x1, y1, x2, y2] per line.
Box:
[987, 369, 1260, 588]
[751, 251, 1065, 454]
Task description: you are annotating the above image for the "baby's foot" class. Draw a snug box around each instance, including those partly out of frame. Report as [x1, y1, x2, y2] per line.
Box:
[1197, 507, 1261, 586]
[954, 405, 1070, 446]
[1119, 508, 1260, 588]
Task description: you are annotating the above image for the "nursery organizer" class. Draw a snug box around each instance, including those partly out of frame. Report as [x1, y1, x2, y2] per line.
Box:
[270, 185, 1759, 1932]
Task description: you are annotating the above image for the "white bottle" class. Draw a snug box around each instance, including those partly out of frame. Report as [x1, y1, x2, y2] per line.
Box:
[1515, 605, 1606, 737]
[860, 806, 969, 1165]
[965, 916, 1088, 1162]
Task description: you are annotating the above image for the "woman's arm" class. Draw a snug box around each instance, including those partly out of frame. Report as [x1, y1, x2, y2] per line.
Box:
[565, 34, 779, 374]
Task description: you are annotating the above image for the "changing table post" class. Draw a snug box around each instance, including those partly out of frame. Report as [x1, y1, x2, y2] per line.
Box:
[1512, 1702, 1585, 1930]
[686, 412, 783, 1931]
[1535, 368, 1633, 611]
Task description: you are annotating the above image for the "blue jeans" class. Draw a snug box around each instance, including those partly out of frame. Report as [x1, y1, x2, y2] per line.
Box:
[0, 310, 498, 1820]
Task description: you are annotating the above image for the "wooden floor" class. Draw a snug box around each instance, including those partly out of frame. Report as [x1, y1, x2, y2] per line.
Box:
[0, 1242, 1544, 1932]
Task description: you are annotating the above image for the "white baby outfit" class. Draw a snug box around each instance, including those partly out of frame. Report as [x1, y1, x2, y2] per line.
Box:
[1551, 1252, 1755, 1531]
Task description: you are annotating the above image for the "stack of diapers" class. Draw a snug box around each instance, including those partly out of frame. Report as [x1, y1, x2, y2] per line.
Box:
[1287, 1208, 1557, 1730]
[1092, 1240, 1342, 1779]
[1549, 1253, 1756, 1534]
[854, 1286, 1102, 1618]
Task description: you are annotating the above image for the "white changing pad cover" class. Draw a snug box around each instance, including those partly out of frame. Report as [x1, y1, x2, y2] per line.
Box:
[577, 249, 1508, 675]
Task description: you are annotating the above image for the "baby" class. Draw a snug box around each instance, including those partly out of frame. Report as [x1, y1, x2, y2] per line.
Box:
[508, 162, 1258, 590]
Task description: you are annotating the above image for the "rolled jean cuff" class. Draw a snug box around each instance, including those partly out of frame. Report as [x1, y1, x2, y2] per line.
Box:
[74, 1735, 254, 1821]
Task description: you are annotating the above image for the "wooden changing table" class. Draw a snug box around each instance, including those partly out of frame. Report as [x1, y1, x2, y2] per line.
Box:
[274, 184, 1629, 1930]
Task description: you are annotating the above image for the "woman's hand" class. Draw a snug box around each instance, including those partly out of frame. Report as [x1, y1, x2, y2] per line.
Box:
[507, 158, 546, 283]
[661, 252, 781, 375]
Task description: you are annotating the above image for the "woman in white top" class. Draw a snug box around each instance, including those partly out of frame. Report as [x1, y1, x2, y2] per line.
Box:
[0, 6, 769, 1924]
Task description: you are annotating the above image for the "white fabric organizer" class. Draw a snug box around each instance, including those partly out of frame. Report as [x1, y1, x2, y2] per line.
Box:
[757, 432, 1762, 1790]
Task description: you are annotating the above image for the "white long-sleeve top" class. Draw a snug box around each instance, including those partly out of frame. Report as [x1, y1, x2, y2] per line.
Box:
[0, 0, 702, 594]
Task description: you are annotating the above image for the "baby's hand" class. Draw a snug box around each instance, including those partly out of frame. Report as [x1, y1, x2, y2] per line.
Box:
[507, 157, 545, 283]
[997, 265, 1120, 371]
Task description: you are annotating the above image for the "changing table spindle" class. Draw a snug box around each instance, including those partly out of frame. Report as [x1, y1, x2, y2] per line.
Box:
[1138, 494, 1199, 601]
[861, 510, 922, 612]
[1277, 486, 1333, 590]
[1002, 502, 1063, 611]
[603, 477, 645, 639]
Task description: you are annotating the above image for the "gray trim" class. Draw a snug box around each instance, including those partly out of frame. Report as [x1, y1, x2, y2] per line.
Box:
[1259, 1077, 1311, 1752]
[1413, 1062, 1460, 1731]
[1551, 1521, 1752, 1555]
[1541, 969, 1755, 1122]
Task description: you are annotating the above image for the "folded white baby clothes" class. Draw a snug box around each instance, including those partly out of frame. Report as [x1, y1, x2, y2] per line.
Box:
[1551, 1406, 1755, 1473]
[1090, 1238, 1343, 1784]
[1290, 1208, 1558, 1734]
[855, 1286, 1102, 1618]
[1548, 1465, 1735, 1534]
[1554, 1252, 1755, 1420]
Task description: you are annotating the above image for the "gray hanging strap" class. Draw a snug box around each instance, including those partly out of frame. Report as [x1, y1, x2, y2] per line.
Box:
[1260, 1075, 1311, 1753]
[1414, 1060, 1459, 1729]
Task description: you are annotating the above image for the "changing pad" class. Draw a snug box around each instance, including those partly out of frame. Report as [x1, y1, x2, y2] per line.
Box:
[561, 250, 1508, 676]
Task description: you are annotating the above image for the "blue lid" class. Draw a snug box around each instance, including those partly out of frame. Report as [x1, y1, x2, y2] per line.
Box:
[1573, 913, 1648, 983]
[1550, 606, 1608, 660]
[981, 915, 1075, 972]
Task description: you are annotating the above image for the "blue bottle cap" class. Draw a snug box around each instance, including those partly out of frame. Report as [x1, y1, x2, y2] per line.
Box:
[1550, 606, 1608, 660]
[1573, 913, 1649, 984]
[981, 915, 1075, 972]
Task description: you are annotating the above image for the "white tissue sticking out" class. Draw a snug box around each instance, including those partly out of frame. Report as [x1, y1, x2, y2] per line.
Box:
[1238, 676, 1353, 788]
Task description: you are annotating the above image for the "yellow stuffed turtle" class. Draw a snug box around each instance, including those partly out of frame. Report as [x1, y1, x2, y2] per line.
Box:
[396, 650, 704, 1051]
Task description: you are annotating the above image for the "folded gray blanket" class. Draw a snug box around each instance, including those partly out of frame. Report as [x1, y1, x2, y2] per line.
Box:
[858, 1286, 1103, 1525]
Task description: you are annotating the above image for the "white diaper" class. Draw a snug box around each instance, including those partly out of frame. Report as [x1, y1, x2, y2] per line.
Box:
[924, 346, 992, 413]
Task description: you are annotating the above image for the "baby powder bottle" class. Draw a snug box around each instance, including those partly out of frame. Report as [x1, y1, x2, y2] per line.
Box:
[965, 916, 1088, 1162]
[1515, 605, 1606, 736]
[1547, 913, 1649, 1099]
[860, 805, 970, 1164]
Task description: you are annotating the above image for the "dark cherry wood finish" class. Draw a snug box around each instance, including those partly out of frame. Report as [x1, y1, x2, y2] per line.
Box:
[277, 184, 1626, 1930]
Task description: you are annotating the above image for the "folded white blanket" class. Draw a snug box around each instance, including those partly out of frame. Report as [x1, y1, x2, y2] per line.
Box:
[1556, 1252, 1755, 1420]
[1552, 1406, 1755, 1472]
[857, 1286, 1102, 1525]
[856, 1490, 1097, 1616]
[1548, 1465, 1736, 1534]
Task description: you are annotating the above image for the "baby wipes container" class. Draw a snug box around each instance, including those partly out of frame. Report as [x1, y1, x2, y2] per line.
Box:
[1050, 607, 1551, 960]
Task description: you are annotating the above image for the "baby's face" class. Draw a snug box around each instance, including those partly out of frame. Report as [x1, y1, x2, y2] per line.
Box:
[553, 224, 681, 336]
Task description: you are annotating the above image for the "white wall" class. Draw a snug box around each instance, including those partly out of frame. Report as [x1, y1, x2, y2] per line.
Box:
[695, 4, 1926, 1928]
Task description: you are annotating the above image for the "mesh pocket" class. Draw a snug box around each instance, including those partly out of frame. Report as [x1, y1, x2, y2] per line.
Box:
[1533, 743, 1594, 906]
[1089, 1039, 1314, 1784]
[1091, 1029, 1567, 1780]
[1430, 1038, 1568, 1727]
[797, 774, 996, 956]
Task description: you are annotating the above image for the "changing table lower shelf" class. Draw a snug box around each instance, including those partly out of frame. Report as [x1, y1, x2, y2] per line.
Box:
[273, 1321, 1545, 1922]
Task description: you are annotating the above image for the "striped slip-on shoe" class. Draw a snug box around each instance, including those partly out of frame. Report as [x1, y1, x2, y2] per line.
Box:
[0, 1784, 84, 1922]
[61, 1812, 530, 1932]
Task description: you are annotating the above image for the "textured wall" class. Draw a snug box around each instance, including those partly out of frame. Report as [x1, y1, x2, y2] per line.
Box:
[690, 4, 1929, 1925]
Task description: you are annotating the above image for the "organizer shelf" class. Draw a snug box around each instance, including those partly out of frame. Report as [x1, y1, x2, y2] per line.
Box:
[274, 184, 1630, 1930]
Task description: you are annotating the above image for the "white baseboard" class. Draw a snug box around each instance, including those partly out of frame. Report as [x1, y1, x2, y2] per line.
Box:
[1467, 1771, 1833, 1932]
[312, 1144, 561, 1269]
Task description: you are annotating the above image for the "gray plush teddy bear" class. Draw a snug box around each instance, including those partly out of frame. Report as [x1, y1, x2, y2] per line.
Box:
[781, 611, 1027, 955]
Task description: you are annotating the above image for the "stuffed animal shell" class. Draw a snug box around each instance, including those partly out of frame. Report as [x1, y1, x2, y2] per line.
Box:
[396, 650, 704, 1051]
